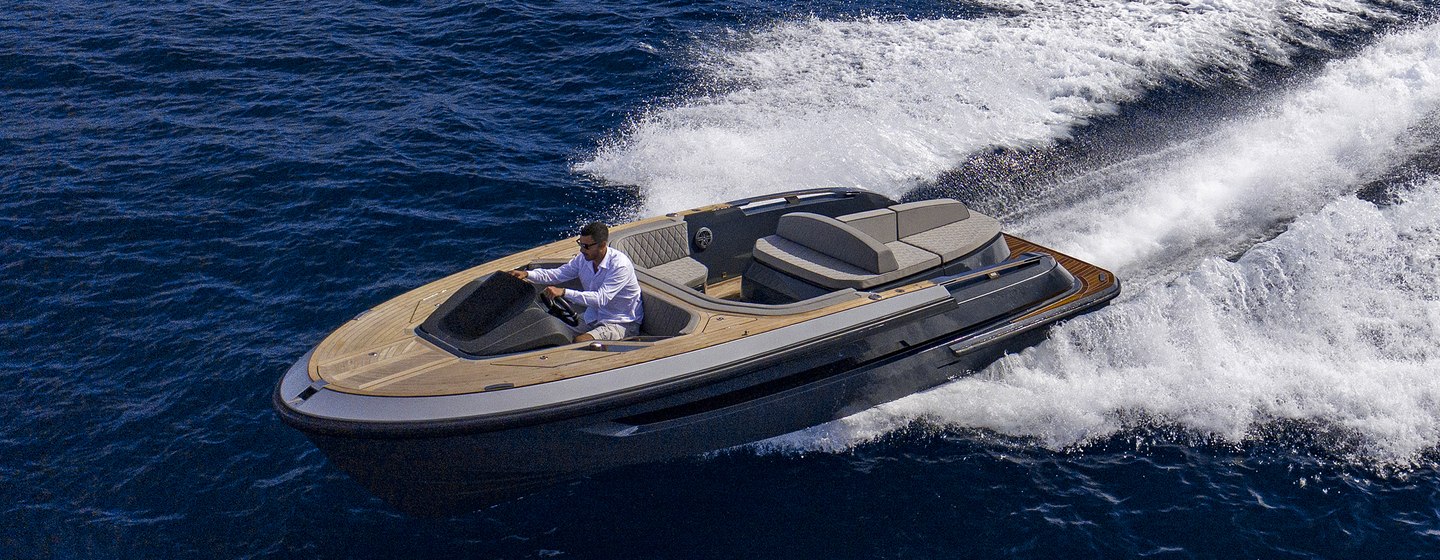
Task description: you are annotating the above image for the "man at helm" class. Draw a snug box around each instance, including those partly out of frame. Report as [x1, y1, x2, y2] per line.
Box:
[507, 221, 643, 343]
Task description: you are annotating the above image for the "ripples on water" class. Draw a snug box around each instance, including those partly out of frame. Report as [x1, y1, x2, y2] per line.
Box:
[4, 0, 1440, 558]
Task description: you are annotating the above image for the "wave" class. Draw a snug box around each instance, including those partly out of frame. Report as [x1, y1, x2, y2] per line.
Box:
[576, 0, 1411, 215]
[751, 21, 1440, 465]
[762, 179, 1440, 465]
[1010, 19, 1440, 277]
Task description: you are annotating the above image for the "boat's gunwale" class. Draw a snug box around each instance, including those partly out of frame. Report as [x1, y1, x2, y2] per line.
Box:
[303, 210, 735, 396]
[274, 233, 1119, 439]
[300, 194, 1119, 400]
[276, 285, 959, 437]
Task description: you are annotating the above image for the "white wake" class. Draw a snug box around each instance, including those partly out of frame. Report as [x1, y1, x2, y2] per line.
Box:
[765, 183, 1440, 465]
[756, 21, 1440, 465]
[577, 0, 1411, 216]
[1012, 20, 1440, 277]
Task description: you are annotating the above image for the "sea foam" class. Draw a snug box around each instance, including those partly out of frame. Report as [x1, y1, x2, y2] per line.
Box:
[1011, 21, 1440, 278]
[754, 22, 1440, 464]
[763, 183, 1440, 465]
[577, 0, 1408, 216]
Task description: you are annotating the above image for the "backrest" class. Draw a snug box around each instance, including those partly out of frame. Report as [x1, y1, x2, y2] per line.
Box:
[837, 208, 898, 243]
[610, 218, 690, 269]
[639, 290, 700, 337]
[891, 199, 970, 238]
[776, 212, 897, 274]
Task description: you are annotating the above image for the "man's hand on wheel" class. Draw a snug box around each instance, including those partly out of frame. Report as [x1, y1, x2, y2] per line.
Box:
[543, 286, 565, 300]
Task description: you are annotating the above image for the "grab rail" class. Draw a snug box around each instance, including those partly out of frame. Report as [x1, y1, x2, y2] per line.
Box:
[934, 253, 1048, 289]
[725, 187, 866, 208]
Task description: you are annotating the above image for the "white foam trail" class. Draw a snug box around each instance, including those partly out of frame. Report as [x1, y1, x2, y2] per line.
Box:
[1012, 21, 1440, 276]
[764, 183, 1440, 464]
[577, 0, 1407, 215]
[758, 24, 1440, 464]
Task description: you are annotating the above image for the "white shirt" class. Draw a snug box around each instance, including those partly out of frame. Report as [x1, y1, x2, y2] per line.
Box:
[525, 248, 643, 326]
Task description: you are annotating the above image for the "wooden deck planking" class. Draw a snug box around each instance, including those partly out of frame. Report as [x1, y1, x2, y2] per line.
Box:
[704, 276, 745, 300]
[326, 285, 912, 397]
[306, 208, 929, 397]
[307, 225, 1113, 399]
[1004, 234, 1116, 322]
[310, 213, 700, 367]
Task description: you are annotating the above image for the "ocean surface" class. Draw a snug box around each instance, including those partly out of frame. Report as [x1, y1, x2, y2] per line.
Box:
[5, 0, 1440, 557]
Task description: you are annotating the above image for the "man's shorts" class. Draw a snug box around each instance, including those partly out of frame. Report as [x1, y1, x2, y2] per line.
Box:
[574, 321, 639, 341]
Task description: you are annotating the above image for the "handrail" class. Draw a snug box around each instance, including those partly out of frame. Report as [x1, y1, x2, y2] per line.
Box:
[934, 253, 1048, 288]
[725, 187, 871, 208]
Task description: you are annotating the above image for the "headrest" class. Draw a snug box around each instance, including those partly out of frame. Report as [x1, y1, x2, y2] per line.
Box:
[776, 212, 897, 273]
[890, 199, 970, 238]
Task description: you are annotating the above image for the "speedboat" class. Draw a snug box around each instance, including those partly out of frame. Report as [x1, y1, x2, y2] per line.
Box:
[273, 187, 1118, 515]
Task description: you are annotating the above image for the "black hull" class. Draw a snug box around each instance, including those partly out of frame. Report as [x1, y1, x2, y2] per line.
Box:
[276, 270, 1117, 516]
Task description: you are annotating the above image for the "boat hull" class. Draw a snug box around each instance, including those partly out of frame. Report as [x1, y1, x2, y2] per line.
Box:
[275, 262, 1116, 516]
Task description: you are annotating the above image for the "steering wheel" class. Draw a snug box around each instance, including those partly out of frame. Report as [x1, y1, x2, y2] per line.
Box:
[543, 293, 581, 327]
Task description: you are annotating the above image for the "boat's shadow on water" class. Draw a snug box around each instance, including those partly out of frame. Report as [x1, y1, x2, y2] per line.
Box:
[364, 421, 1440, 557]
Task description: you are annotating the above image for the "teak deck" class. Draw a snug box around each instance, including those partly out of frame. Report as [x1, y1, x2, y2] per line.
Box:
[308, 218, 1115, 398]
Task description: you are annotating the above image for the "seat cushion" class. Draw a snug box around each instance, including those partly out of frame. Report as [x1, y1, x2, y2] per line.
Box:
[649, 256, 709, 289]
[775, 212, 896, 274]
[892, 198, 971, 238]
[610, 218, 691, 269]
[753, 235, 939, 290]
[609, 217, 712, 289]
[886, 240, 942, 272]
[837, 208, 898, 243]
[900, 211, 1001, 262]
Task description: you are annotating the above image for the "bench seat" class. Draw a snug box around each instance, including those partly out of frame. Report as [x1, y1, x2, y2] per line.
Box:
[648, 256, 709, 290]
[852, 199, 1002, 264]
[753, 235, 939, 290]
[746, 198, 1005, 300]
[900, 212, 1001, 262]
[751, 212, 941, 290]
[610, 217, 708, 290]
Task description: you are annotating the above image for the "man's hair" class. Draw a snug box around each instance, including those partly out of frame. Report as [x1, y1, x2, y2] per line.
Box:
[579, 221, 609, 244]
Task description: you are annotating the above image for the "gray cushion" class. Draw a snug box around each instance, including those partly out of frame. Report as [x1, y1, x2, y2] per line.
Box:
[753, 236, 881, 289]
[776, 212, 896, 274]
[753, 236, 940, 290]
[610, 218, 691, 268]
[892, 199, 971, 238]
[609, 217, 710, 289]
[886, 240, 942, 272]
[900, 211, 1001, 262]
[837, 208, 898, 243]
[639, 291, 700, 337]
[649, 256, 708, 289]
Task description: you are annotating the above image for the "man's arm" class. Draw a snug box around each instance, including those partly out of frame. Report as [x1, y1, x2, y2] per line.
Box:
[515, 254, 581, 285]
[562, 261, 634, 309]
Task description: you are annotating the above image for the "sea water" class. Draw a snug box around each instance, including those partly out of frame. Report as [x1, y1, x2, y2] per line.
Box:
[3, 1, 1439, 557]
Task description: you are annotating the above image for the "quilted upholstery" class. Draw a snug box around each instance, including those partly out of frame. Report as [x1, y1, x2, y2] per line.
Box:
[838, 208, 898, 243]
[611, 219, 691, 268]
[752, 236, 940, 290]
[775, 212, 897, 274]
[900, 211, 1000, 262]
[649, 256, 708, 289]
[609, 217, 710, 289]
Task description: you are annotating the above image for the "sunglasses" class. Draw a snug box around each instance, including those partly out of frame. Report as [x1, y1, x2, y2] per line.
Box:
[577, 240, 600, 249]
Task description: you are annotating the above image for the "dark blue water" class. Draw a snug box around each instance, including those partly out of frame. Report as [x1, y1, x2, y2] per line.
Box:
[6, 1, 1440, 558]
